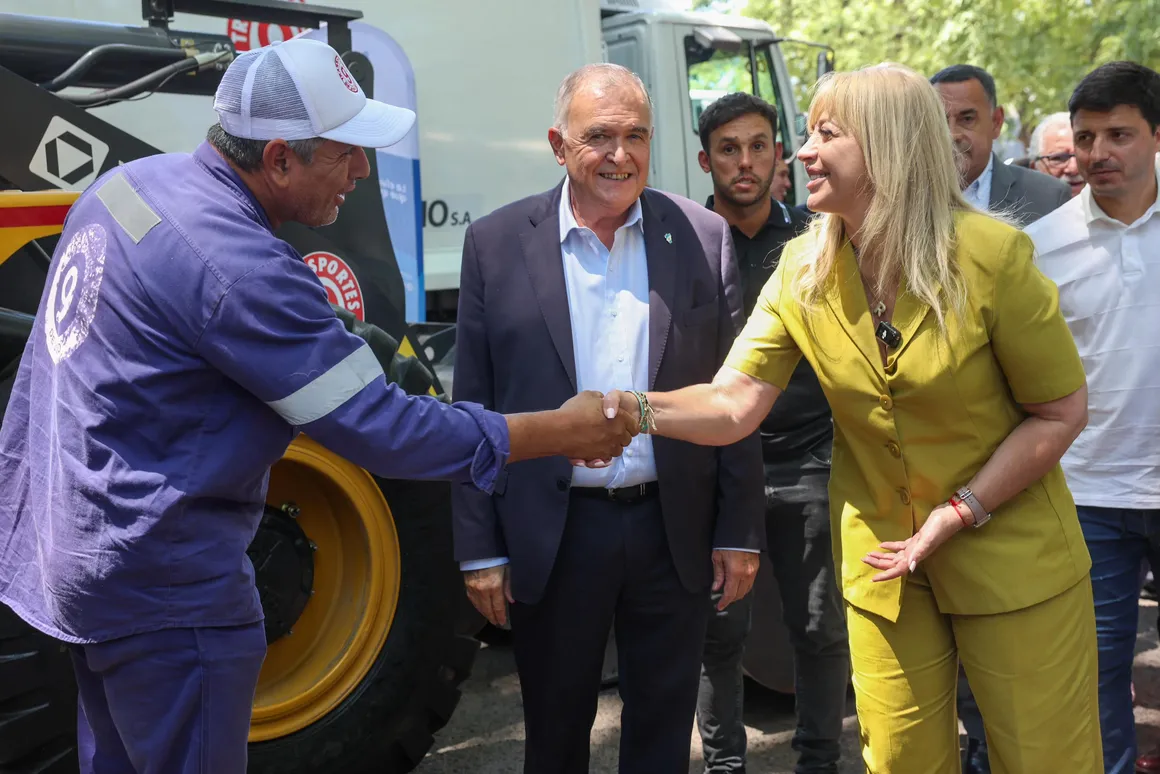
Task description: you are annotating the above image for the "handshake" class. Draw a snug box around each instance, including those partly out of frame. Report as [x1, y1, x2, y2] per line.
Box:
[550, 389, 644, 466]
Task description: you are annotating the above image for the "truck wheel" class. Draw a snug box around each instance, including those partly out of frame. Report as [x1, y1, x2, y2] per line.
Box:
[0, 309, 477, 774]
[248, 445, 477, 773]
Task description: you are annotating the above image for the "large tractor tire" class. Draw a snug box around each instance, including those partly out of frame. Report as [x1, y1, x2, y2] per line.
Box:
[0, 308, 478, 774]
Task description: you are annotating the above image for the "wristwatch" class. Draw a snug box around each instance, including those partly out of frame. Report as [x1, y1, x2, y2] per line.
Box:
[955, 486, 991, 528]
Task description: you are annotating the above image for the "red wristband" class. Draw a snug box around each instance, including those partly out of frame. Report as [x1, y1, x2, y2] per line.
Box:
[948, 495, 974, 527]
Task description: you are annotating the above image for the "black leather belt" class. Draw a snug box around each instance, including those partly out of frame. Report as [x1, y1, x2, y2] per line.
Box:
[569, 481, 659, 504]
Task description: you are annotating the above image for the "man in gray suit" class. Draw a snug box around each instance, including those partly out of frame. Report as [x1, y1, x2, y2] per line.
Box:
[931, 64, 1072, 774]
[932, 64, 1071, 227]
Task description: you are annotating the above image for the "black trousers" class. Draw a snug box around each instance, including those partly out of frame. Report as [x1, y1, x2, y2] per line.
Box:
[510, 492, 710, 774]
[697, 449, 850, 774]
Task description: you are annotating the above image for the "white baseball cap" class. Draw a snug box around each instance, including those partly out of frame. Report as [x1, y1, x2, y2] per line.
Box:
[213, 38, 416, 148]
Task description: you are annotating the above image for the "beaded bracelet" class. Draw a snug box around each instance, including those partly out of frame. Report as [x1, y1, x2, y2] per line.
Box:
[627, 390, 656, 434]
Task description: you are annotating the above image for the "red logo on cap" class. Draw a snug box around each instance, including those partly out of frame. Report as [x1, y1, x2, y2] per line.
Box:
[304, 251, 365, 320]
[335, 55, 359, 93]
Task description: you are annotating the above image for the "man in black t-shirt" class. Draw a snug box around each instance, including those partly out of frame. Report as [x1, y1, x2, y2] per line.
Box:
[693, 93, 850, 774]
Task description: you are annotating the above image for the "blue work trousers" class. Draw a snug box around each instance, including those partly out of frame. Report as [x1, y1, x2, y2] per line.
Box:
[1077, 505, 1160, 774]
[70, 622, 266, 774]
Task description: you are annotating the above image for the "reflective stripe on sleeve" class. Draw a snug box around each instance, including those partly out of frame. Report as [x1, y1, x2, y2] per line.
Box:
[266, 343, 384, 426]
[96, 173, 161, 244]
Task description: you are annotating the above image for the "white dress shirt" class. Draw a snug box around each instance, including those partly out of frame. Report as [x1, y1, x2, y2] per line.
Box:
[1025, 160, 1160, 509]
[559, 176, 658, 489]
[460, 178, 654, 572]
[963, 153, 995, 210]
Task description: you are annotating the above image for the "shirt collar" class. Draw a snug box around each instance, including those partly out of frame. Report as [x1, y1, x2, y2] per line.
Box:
[558, 175, 643, 245]
[703, 194, 792, 230]
[964, 154, 995, 204]
[192, 141, 275, 233]
[1081, 158, 1160, 228]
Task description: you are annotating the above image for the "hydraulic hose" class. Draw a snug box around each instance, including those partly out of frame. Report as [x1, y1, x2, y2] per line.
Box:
[60, 50, 231, 107]
[40, 43, 186, 92]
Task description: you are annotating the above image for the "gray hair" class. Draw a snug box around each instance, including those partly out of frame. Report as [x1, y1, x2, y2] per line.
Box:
[206, 123, 327, 172]
[1029, 111, 1072, 158]
[552, 63, 653, 132]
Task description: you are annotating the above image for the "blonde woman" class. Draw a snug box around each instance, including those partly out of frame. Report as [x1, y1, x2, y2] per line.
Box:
[597, 64, 1101, 772]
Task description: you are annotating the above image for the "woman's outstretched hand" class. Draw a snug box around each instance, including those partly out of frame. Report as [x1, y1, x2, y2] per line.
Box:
[862, 502, 967, 582]
[602, 390, 641, 426]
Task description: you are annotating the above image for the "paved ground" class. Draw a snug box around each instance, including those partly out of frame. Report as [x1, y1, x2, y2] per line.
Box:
[419, 601, 1160, 773]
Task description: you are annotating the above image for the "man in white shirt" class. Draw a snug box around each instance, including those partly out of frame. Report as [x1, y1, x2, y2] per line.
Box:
[1025, 60, 1160, 774]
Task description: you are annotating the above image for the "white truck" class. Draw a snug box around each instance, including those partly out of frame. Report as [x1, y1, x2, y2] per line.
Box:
[1, 0, 828, 322]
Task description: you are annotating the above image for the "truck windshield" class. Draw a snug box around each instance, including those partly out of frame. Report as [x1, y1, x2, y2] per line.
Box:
[685, 35, 785, 143]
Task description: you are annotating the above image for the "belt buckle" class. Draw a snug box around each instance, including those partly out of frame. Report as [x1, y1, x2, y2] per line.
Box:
[614, 483, 646, 502]
[607, 483, 648, 502]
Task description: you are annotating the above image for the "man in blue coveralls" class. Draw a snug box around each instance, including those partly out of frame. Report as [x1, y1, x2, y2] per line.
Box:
[0, 38, 637, 774]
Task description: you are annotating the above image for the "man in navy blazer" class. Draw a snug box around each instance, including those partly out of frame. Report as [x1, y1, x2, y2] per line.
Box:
[451, 64, 764, 773]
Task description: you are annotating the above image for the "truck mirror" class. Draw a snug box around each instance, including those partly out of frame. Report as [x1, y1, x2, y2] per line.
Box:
[817, 50, 834, 80]
[692, 25, 744, 55]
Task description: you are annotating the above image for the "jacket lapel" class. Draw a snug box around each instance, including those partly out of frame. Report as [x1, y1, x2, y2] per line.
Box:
[988, 154, 1014, 210]
[641, 192, 677, 390]
[520, 182, 577, 390]
[823, 243, 885, 382]
[890, 289, 933, 360]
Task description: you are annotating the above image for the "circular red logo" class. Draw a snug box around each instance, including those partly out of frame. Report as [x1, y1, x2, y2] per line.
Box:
[304, 251, 365, 320]
[335, 55, 359, 93]
[226, 2, 306, 52]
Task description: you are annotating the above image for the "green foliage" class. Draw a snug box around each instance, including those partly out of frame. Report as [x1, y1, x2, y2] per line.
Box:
[737, 0, 1160, 145]
[689, 56, 753, 93]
